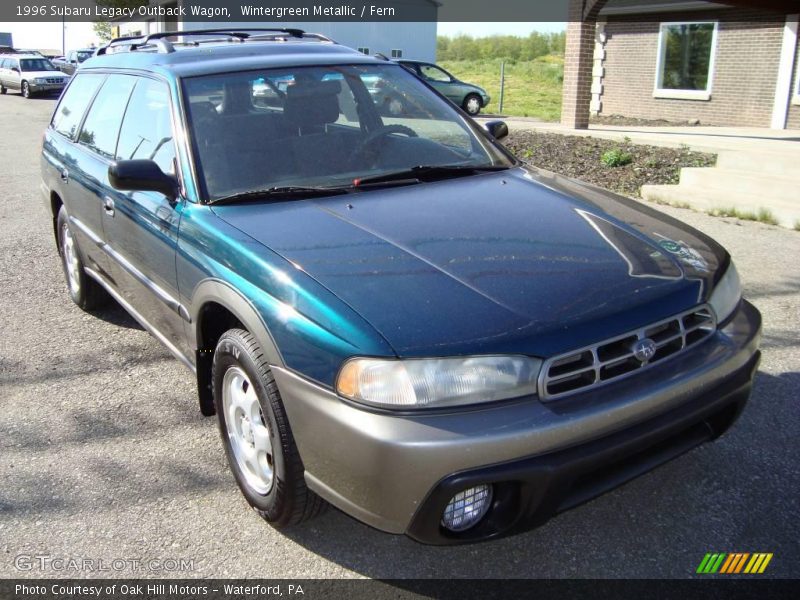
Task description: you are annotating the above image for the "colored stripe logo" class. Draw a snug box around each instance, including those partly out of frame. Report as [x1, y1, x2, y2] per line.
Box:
[697, 553, 773, 574]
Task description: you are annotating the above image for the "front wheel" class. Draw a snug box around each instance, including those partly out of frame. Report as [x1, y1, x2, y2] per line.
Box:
[463, 93, 482, 116]
[0, 84, 7, 95]
[212, 329, 327, 527]
[56, 206, 108, 311]
[21, 81, 31, 99]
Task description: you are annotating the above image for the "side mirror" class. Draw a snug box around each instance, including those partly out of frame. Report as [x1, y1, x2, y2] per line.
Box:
[109, 160, 178, 203]
[11, 67, 19, 73]
[484, 120, 509, 140]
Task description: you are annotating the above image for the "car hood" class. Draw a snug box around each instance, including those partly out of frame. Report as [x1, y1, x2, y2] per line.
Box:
[212, 167, 726, 358]
[24, 70, 67, 78]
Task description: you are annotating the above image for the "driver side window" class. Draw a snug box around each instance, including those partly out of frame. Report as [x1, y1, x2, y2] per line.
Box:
[116, 78, 176, 175]
[420, 65, 451, 82]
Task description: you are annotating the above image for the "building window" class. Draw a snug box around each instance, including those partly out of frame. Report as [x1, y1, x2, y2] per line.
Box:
[654, 21, 718, 101]
[794, 62, 800, 106]
[391, 49, 403, 58]
[357, 47, 369, 55]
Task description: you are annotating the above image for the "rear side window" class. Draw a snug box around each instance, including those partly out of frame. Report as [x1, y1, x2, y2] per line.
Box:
[116, 78, 176, 174]
[51, 73, 104, 140]
[77, 74, 136, 159]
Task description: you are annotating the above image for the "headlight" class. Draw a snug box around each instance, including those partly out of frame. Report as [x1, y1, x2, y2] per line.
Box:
[709, 262, 741, 323]
[336, 355, 541, 410]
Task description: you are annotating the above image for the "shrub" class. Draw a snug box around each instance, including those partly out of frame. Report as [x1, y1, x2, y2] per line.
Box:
[601, 149, 634, 167]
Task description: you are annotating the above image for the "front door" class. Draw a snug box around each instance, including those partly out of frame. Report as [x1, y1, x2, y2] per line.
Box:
[102, 76, 186, 350]
[417, 63, 459, 104]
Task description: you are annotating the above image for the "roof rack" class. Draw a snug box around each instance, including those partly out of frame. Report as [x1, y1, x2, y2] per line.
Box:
[96, 28, 333, 56]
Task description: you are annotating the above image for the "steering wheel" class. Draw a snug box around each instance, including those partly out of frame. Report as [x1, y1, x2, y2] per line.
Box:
[350, 125, 419, 169]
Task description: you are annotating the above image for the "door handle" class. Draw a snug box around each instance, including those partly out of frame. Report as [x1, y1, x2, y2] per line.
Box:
[60, 168, 69, 183]
[103, 197, 115, 217]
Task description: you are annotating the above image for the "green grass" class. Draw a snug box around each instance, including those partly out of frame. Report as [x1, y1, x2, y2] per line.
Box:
[440, 56, 563, 121]
[708, 207, 780, 226]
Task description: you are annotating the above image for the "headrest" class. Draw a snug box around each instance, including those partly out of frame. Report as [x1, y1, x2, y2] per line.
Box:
[284, 79, 342, 128]
[191, 102, 219, 127]
[221, 81, 253, 115]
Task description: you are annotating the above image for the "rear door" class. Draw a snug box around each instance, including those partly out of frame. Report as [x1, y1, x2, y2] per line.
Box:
[45, 72, 110, 272]
[6, 58, 21, 89]
[101, 76, 186, 348]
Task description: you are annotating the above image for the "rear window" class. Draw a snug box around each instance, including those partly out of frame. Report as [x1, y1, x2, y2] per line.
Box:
[51, 73, 105, 140]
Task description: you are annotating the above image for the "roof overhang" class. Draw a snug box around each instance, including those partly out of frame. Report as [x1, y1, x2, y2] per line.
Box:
[600, 0, 800, 16]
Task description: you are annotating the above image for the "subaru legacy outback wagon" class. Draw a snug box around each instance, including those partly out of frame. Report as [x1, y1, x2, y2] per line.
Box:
[41, 29, 761, 544]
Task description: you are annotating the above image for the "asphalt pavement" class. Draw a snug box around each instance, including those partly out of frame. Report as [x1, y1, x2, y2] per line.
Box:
[0, 92, 798, 579]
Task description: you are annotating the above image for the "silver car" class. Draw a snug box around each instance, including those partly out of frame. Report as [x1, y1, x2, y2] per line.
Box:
[0, 55, 68, 98]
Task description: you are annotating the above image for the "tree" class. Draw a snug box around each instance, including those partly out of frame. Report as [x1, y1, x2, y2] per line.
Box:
[93, 21, 114, 43]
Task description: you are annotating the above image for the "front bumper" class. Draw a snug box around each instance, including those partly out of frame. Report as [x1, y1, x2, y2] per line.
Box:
[273, 300, 761, 542]
[29, 82, 65, 93]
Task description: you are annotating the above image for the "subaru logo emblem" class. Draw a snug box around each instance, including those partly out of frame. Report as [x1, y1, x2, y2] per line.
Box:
[632, 338, 657, 363]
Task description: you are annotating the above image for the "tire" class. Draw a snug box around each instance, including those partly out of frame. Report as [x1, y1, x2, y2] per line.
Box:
[21, 81, 31, 99]
[463, 93, 482, 116]
[0, 85, 6, 95]
[56, 206, 109, 311]
[212, 328, 327, 527]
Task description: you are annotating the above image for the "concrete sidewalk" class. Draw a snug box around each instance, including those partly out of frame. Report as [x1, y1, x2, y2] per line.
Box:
[484, 119, 800, 229]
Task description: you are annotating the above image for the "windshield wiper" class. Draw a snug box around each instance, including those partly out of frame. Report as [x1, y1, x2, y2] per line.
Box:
[210, 186, 350, 205]
[353, 164, 511, 188]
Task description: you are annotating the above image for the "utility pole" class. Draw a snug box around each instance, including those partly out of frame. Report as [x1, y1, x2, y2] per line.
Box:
[499, 61, 506, 114]
[61, 15, 65, 56]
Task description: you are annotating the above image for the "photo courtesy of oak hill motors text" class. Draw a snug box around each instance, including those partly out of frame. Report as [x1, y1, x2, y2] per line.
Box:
[18, 4, 394, 19]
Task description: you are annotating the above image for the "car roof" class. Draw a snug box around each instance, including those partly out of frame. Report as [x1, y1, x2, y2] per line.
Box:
[9, 54, 47, 60]
[82, 39, 387, 79]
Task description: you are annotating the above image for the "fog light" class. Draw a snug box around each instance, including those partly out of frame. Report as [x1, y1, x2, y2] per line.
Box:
[441, 485, 493, 532]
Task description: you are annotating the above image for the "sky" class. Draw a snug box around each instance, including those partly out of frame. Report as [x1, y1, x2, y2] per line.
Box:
[438, 22, 566, 37]
[0, 22, 99, 54]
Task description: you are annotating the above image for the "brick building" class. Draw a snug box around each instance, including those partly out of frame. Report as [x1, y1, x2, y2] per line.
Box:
[563, 0, 800, 129]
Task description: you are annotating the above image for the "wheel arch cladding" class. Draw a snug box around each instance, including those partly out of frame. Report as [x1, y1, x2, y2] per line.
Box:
[50, 191, 63, 246]
[192, 279, 285, 416]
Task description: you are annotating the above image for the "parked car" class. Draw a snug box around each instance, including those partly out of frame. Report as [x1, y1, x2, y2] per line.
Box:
[41, 29, 760, 545]
[397, 59, 491, 116]
[54, 48, 96, 76]
[0, 55, 67, 98]
[14, 48, 45, 57]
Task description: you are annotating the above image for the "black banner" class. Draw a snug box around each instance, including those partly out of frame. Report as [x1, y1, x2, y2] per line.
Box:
[2, 0, 572, 23]
[2, 579, 800, 600]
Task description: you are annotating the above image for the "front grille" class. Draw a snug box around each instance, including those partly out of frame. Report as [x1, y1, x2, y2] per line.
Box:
[44, 78, 63, 84]
[539, 305, 716, 400]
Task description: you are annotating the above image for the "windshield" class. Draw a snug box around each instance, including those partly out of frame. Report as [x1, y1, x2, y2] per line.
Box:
[20, 58, 56, 72]
[183, 63, 513, 201]
[76, 51, 93, 62]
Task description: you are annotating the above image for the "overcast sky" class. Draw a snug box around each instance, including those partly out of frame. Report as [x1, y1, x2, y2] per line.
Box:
[438, 22, 566, 37]
[0, 22, 99, 53]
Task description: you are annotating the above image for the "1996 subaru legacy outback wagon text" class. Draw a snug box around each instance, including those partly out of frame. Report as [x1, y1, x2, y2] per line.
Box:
[41, 29, 761, 544]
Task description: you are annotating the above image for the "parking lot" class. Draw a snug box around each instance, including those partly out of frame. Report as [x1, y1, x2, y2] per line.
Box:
[0, 92, 798, 579]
